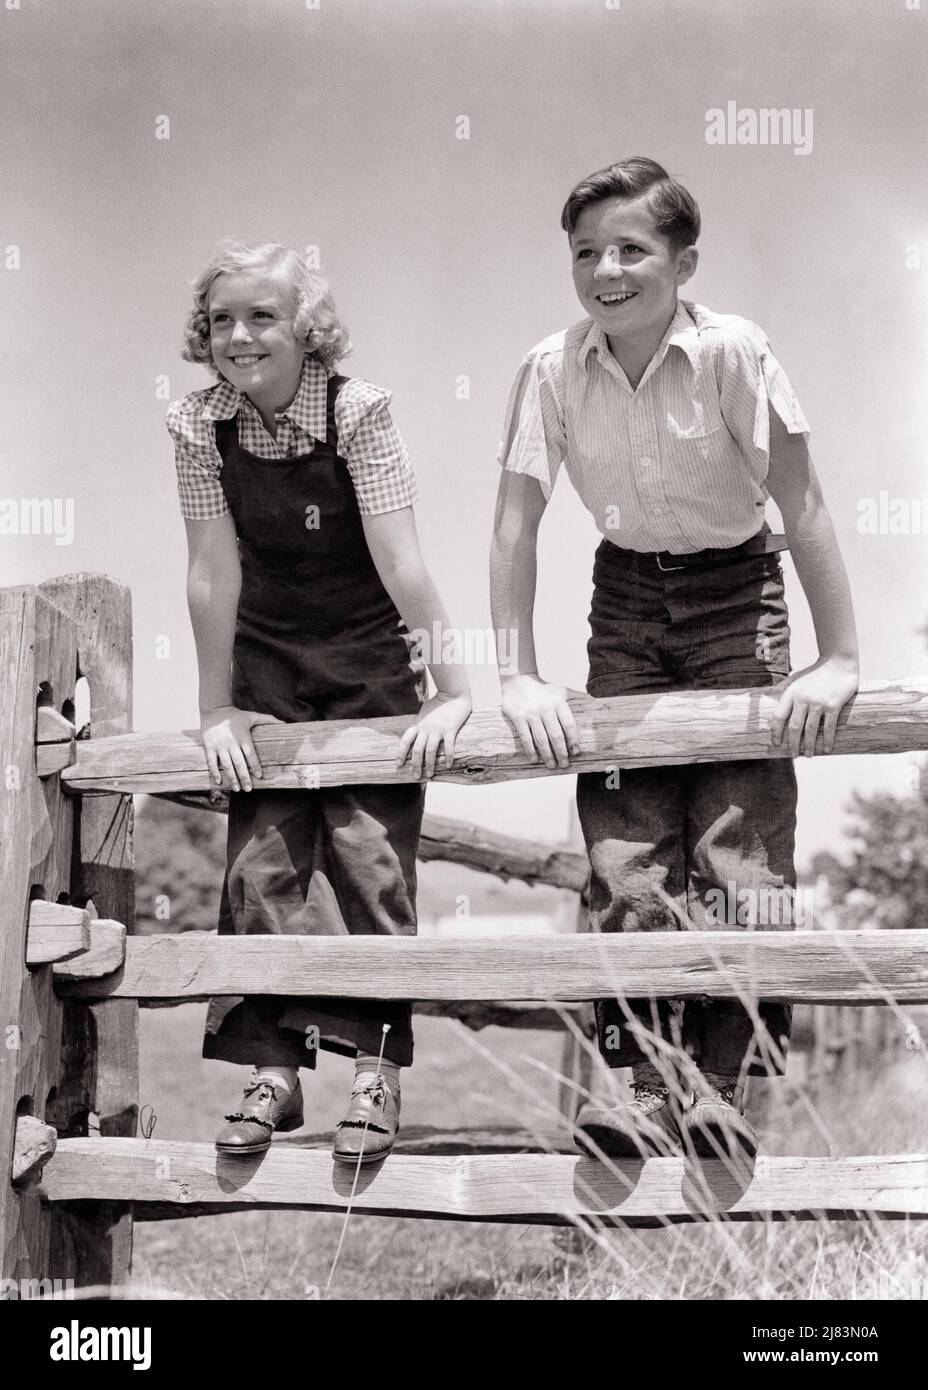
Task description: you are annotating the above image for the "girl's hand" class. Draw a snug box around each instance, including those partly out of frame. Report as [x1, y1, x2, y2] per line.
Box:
[396, 694, 473, 780]
[200, 705, 285, 792]
[500, 674, 581, 769]
[770, 657, 859, 757]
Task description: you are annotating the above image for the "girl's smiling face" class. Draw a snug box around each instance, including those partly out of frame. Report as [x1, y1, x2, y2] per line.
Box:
[570, 195, 697, 352]
[207, 269, 306, 407]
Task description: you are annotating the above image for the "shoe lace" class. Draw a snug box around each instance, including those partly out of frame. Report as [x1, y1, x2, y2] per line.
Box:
[351, 1075, 388, 1109]
[244, 1081, 277, 1102]
[695, 1082, 738, 1108]
[632, 1082, 669, 1108]
[223, 1080, 282, 1125]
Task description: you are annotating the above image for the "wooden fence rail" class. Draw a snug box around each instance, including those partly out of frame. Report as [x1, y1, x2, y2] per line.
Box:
[50, 927, 928, 1006]
[39, 678, 928, 793]
[40, 1138, 928, 1227]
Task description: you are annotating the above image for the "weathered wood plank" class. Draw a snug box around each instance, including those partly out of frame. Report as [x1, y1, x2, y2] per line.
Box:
[35, 707, 76, 743]
[51, 921, 126, 981]
[54, 678, 928, 794]
[35, 706, 75, 779]
[38, 575, 138, 1289]
[41, 1138, 928, 1226]
[417, 814, 588, 889]
[0, 587, 76, 1282]
[12, 1116, 57, 1185]
[53, 929, 928, 1004]
[26, 901, 90, 965]
[35, 743, 75, 776]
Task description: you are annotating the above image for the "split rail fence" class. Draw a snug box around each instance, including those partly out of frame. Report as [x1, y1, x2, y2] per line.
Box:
[3, 573, 928, 1288]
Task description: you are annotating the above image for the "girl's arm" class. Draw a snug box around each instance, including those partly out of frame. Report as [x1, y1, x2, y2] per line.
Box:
[184, 514, 241, 713]
[184, 515, 282, 791]
[764, 406, 860, 757]
[490, 469, 579, 768]
[362, 507, 472, 777]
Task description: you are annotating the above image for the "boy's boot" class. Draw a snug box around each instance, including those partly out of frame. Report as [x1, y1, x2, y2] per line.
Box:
[575, 1071, 683, 1159]
[681, 1074, 757, 1160]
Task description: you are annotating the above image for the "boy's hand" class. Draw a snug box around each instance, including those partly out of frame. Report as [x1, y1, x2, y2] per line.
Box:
[396, 693, 473, 780]
[499, 674, 581, 769]
[200, 705, 285, 792]
[770, 657, 859, 757]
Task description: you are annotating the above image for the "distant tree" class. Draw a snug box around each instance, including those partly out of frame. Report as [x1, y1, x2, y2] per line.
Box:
[815, 768, 928, 930]
[133, 796, 226, 935]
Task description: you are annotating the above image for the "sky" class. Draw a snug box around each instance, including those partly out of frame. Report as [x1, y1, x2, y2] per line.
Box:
[2, 0, 927, 870]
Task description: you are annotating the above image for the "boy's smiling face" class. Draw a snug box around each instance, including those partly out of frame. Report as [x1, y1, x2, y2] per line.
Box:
[207, 269, 306, 408]
[570, 195, 697, 357]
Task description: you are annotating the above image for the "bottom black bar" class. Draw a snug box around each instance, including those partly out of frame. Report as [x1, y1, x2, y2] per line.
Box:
[1, 1294, 923, 1376]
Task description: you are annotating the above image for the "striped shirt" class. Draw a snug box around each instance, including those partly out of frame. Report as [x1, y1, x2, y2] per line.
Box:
[167, 355, 418, 521]
[497, 299, 810, 553]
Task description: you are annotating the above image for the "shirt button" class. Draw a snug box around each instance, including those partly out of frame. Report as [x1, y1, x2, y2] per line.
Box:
[640, 455, 654, 468]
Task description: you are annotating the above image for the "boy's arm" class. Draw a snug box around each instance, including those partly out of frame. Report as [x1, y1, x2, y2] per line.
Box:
[764, 405, 859, 757]
[490, 469, 579, 768]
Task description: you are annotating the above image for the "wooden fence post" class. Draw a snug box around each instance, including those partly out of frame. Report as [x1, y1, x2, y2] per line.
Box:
[0, 586, 77, 1281]
[39, 574, 138, 1288]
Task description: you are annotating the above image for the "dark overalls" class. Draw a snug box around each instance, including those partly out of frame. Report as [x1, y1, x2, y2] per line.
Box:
[576, 529, 798, 1081]
[203, 374, 426, 1070]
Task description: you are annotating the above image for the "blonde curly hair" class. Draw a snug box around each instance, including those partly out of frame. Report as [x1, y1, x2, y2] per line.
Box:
[181, 241, 352, 375]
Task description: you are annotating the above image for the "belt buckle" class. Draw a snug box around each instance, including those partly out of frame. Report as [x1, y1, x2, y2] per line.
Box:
[655, 553, 687, 573]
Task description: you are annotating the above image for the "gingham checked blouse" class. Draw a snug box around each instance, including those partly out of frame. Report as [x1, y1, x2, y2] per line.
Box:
[498, 299, 810, 553]
[167, 355, 418, 521]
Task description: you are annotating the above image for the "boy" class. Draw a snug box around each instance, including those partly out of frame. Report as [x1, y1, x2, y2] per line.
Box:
[490, 157, 858, 1160]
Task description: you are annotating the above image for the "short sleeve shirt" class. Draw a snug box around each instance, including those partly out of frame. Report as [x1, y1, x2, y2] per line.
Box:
[497, 299, 810, 553]
[167, 355, 418, 520]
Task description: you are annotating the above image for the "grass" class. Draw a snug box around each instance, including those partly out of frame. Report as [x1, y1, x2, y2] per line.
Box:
[127, 1004, 928, 1300]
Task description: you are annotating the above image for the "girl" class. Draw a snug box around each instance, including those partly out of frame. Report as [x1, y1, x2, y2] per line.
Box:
[167, 241, 471, 1163]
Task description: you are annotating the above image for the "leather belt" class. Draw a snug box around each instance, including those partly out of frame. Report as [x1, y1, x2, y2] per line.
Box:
[636, 533, 789, 573]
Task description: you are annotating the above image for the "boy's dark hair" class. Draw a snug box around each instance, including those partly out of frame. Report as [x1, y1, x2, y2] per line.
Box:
[560, 156, 701, 251]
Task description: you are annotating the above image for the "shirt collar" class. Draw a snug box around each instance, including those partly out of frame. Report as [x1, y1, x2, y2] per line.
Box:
[201, 355, 329, 442]
[577, 298, 701, 376]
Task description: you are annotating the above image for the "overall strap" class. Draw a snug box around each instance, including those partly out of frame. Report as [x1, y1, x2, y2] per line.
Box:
[214, 413, 237, 460]
[325, 373, 349, 453]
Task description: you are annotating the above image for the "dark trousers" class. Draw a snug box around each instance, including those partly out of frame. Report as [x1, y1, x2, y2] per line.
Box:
[205, 782, 424, 1069]
[576, 536, 798, 1081]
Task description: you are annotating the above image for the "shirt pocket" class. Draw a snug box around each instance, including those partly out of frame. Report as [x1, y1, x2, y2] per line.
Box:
[665, 390, 725, 441]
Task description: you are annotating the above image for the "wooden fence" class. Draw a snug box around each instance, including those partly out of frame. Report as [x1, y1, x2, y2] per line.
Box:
[3, 573, 927, 1288]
